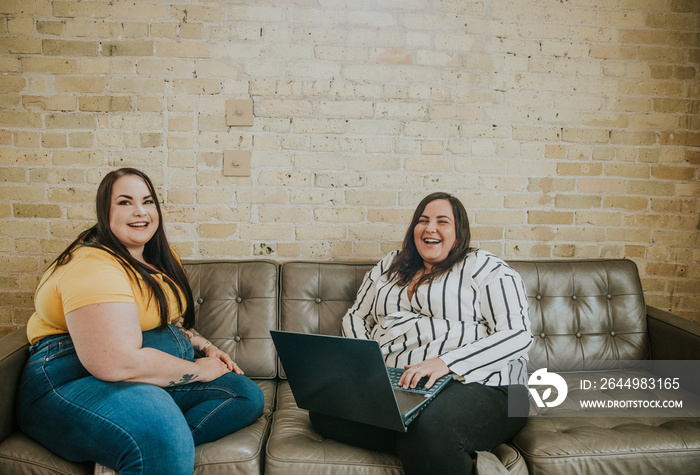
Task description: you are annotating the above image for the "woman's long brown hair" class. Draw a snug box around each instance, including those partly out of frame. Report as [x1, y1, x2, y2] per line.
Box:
[45, 168, 195, 329]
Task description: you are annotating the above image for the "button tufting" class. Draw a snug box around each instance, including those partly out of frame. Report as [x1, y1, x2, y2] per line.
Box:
[571, 295, 577, 301]
[234, 335, 241, 342]
[539, 332, 546, 338]
[315, 297, 322, 304]
[236, 297, 242, 303]
[576, 332, 582, 338]
[197, 297, 204, 304]
[606, 294, 612, 299]
[610, 331, 616, 337]
[536, 294, 542, 300]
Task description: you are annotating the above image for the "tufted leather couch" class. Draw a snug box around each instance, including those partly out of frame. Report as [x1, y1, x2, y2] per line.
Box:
[1, 258, 699, 474]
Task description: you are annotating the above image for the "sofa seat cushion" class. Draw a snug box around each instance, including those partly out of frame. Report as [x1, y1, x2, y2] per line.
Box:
[194, 379, 275, 475]
[514, 371, 700, 474]
[0, 432, 93, 475]
[265, 382, 403, 475]
[513, 416, 700, 475]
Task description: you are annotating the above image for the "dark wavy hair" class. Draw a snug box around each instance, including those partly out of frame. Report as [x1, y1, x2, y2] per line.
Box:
[46, 168, 195, 329]
[387, 192, 474, 287]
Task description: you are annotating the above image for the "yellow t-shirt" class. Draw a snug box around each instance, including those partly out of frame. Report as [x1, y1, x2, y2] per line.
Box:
[27, 246, 185, 345]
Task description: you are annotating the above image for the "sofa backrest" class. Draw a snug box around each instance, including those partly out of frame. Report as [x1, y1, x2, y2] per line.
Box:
[279, 261, 375, 377]
[279, 258, 650, 376]
[510, 259, 650, 371]
[184, 260, 278, 379]
[185, 258, 649, 379]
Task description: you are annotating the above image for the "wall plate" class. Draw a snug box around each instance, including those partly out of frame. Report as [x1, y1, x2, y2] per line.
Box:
[226, 99, 254, 126]
[223, 150, 251, 177]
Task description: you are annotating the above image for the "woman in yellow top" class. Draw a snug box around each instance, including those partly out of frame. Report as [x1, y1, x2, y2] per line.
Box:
[17, 168, 264, 475]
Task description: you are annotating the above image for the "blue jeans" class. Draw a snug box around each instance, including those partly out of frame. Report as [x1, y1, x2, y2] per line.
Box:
[16, 325, 265, 475]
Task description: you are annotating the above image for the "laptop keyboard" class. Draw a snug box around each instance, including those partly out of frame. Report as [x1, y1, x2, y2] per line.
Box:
[387, 367, 451, 396]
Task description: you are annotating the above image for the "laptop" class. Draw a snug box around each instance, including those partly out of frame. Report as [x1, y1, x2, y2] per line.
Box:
[270, 330, 452, 432]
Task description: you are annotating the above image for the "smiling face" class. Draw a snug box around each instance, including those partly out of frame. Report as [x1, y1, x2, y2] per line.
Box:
[108, 174, 159, 259]
[413, 199, 457, 272]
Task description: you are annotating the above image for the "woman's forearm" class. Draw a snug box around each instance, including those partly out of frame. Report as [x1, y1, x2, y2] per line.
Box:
[66, 302, 230, 387]
[172, 316, 214, 353]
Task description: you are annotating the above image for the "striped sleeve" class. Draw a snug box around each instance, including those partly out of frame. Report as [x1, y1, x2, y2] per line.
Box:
[439, 254, 533, 383]
[341, 252, 397, 339]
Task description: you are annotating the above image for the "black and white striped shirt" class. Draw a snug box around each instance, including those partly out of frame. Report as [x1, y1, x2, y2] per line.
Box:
[342, 250, 533, 386]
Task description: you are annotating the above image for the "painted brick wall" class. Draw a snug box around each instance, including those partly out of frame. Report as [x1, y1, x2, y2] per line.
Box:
[0, 0, 698, 336]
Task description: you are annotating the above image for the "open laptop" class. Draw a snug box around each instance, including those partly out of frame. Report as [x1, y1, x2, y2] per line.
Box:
[270, 330, 452, 432]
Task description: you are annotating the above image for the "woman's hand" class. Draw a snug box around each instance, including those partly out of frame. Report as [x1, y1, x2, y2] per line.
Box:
[193, 356, 233, 382]
[399, 357, 450, 390]
[202, 346, 244, 375]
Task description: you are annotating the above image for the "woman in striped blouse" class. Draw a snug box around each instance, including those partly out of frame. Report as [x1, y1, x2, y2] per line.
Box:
[310, 192, 533, 475]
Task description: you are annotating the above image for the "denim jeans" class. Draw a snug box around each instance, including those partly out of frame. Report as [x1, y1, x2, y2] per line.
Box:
[16, 325, 265, 475]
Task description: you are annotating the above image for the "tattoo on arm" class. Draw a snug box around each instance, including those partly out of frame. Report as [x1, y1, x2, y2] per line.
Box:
[172, 316, 214, 353]
[167, 373, 198, 387]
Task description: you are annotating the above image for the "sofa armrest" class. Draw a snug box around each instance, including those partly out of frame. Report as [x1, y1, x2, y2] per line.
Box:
[0, 329, 29, 442]
[647, 306, 700, 361]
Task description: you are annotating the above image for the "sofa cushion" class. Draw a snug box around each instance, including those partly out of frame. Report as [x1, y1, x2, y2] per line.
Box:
[510, 260, 649, 372]
[194, 380, 276, 475]
[278, 261, 375, 376]
[266, 382, 404, 475]
[513, 369, 700, 474]
[513, 415, 700, 475]
[185, 260, 278, 379]
[0, 433, 93, 475]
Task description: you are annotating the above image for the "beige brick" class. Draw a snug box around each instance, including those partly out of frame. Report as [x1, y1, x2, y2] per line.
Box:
[0, 38, 42, 55]
[13, 204, 62, 219]
[173, 79, 221, 95]
[79, 96, 132, 112]
[0, 149, 50, 166]
[101, 41, 154, 57]
[140, 133, 162, 148]
[405, 156, 453, 172]
[157, 41, 210, 59]
[277, 243, 301, 258]
[296, 225, 347, 241]
[14, 131, 40, 148]
[557, 162, 603, 176]
[240, 224, 293, 240]
[627, 180, 675, 197]
[257, 100, 313, 117]
[603, 162, 650, 179]
[505, 225, 556, 242]
[259, 206, 312, 223]
[42, 39, 98, 56]
[54, 77, 106, 93]
[527, 210, 574, 225]
[53, 1, 110, 18]
[578, 177, 625, 194]
[345, 190, 396, 206]
[554, 194, 602, 209]
[197, 223, 236, 239]
[575, 210, 623, 227]
[349, 224, 405, 241]
[314, 173, 364, 188]
[198, 241, 250, 258]
[603, 196, 649, 210]
[69, 132, 94, 148]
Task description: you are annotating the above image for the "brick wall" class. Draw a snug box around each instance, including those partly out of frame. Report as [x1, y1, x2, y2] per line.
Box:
[0, 0, 698, 336]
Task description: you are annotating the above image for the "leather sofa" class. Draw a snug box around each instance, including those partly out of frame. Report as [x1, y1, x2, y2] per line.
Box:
[1, 258, 699, 474]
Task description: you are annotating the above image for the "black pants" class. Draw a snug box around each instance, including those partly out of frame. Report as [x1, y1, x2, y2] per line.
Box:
[309, 382, 528, 475]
